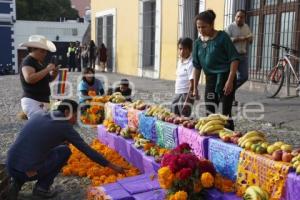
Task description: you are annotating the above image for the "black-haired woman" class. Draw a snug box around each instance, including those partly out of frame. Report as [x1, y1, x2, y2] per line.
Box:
[192, 10, 240, 130]
[77, 67, 104, 104]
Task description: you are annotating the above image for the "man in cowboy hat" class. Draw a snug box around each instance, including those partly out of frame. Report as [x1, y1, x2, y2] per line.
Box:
[19, 35, 59, 119]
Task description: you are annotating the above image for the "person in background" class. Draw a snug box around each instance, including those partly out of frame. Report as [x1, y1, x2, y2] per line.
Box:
[67, 42, 76, 72]
[225, 9, 252, 106]
[171, 37, 194, 117]
[78, 67, 105, 104]
[6, 99, 124, 199]
[88, 40, 96, 69]
[81, 44, 89, 69]
[114, 79, 132, 102]
[192, 10, 240, 130]
[98, 43, 108, 72]
[19, 35, 58, 119]
[75, 41, 82, 72]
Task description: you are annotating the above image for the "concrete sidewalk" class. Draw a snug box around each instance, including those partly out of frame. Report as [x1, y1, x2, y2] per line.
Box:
[91, 72, 300, 130]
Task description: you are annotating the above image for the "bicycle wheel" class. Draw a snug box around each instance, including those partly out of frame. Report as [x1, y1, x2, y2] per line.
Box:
[265, 65, 285, 98]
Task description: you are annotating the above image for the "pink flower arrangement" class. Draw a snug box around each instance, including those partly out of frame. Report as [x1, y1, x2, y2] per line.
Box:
[158, 143, 216, 200]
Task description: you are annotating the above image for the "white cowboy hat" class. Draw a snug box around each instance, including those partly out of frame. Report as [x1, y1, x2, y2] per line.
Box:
[19, 35, 56, 52]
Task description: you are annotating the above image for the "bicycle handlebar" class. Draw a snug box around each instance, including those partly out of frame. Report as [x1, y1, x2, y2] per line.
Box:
[272, 43, 298, 54]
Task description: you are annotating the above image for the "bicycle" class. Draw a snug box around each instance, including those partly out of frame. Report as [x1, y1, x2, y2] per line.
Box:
[265, 44, 300, 98]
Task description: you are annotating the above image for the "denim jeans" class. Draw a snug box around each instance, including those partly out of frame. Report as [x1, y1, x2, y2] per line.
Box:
[7, 145, 71, 190]
[236, 55, 249, 89]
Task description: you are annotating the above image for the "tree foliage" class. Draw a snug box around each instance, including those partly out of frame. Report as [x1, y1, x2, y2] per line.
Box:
[16, 0, 79, 21]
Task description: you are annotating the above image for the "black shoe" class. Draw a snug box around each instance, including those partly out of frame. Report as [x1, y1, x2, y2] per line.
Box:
[232, 100, 238, 106]
[7, 179, 23, 200]
[32, 185, 58, 199]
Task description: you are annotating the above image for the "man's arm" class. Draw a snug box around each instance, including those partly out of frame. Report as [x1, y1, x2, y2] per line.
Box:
[22, 64, 55, 84]
[65, 127, 124, 173]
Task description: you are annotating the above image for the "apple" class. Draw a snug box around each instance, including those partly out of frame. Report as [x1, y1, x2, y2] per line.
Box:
[272, 150, 283, 161]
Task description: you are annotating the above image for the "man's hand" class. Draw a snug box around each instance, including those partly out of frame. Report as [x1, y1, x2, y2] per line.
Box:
[108, 163, 125, 174]
[223, 80, 234, 96]
[46, 63, 56, 72]
[26, 170, 37, 177]
[192, 88, 200, 100]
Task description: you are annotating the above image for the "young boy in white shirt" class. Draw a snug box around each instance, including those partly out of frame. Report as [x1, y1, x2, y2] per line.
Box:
[171, 37, 194, 117]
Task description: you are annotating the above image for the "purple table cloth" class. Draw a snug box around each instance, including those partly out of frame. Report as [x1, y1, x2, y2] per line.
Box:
[133, 189, 166, 200]
[178, 126, 210, 159]
[281, 172, 300, 200]
[114, 105, 128, 128]
[97, 125, 160, 173]
[118, 173, 160, 195]
[208, 139, 242, 181]
[204, 188, 242, 200]
[101, 182, 135, 200]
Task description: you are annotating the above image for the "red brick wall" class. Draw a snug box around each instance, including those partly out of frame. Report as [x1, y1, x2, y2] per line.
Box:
[71, 0, 91, 17]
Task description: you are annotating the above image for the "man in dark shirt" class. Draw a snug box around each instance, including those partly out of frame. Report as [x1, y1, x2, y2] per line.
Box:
[20, 35, 59, 119]
[6, 99, 124, 199]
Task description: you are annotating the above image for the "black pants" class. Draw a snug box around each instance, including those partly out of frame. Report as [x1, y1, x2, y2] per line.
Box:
[7, 145, 71, 190]
[171, 93, 194, 117]
[205, 73, 236, 130]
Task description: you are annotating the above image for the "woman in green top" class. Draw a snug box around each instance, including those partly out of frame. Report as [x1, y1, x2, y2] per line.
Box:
[192, 10, 240, 130]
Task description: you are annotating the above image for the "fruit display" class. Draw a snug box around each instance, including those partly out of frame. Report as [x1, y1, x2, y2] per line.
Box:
[109, 92, 126, 103]
[119, 126, 138, 139]
[195, 114, 229, 135]
[291, 153, 300, 175]
[144, 145, 169, 163]
[103, 119, 121, 134]
[123, 100, 148, 110]
[162, 114, 197, 128]
[243, 185, 269, 200]
[238, 130, 266, 150]
[264, 142, 295, 162]
[219, 129, 242, 144]
[133, 134, 151, 149]
[145, 105, 171, 118]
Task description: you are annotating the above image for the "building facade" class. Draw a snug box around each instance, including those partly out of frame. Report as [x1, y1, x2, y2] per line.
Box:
[0, 0, 16, 70]
[91, 0, 209, 80]
[15, 20, 89, 71]
[91, 0, 299, 82]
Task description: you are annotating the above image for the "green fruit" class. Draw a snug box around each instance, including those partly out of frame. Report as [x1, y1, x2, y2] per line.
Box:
[251, 144, 259, 152]
[256, 146, 267, 154]
[267, 145, 280, 154]
[261, 142, 270, 148]
[245, 142, 253, 150]
[293, 161, 300, 168]
[281, 144, 293, 152]
[296, 165, 300, 175]
[274, 141, 285, 147]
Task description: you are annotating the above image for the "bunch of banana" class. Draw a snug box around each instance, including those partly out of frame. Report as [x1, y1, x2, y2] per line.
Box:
[109, 92, 126, 103]
[145, 105, 170, 118]
[195, 114, 228, 135]
[238, 130, 266, 148]
[106, 123, 121, 134]
[243, 186, 269, 200]
[291, 154, 300, 175]
[134, 138, 150, 149]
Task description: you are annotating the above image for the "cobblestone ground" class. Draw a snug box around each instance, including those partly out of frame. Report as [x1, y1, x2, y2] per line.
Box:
[0, 72, 299, 199]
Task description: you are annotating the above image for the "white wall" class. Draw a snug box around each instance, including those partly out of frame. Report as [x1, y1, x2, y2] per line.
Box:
[15, 20, 89, 47]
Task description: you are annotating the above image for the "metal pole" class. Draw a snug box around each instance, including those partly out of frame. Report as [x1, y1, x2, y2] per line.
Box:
[285, 65, 290, 97]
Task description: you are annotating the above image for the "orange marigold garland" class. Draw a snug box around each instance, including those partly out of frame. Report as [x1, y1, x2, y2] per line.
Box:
[62, 139, 140, 186]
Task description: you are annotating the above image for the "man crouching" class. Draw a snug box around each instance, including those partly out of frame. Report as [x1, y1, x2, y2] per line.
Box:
[6, 99, 124, 199]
